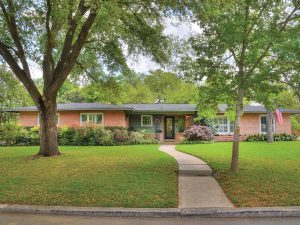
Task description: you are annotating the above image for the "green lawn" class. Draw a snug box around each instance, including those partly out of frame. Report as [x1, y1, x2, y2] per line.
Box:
[177, 142, 300, 207]
[0, 145, 177, 208]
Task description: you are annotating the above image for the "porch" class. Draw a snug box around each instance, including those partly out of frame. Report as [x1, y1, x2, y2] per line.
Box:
[127, 113, 195, 143]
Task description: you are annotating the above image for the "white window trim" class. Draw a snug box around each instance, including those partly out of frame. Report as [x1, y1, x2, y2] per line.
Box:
[259, 114, 275, 134]
[141, 115, 153, 127]
[37, 113, 60, 126]
[213, 115, 233, 135]
[80, 113, 104, 125]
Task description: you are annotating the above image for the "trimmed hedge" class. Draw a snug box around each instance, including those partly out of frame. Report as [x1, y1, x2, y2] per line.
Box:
[0, 123, 157, 146]
[246, 133, 297, 142]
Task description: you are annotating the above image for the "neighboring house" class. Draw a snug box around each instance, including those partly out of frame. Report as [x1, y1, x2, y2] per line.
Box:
[5, 103, 300, 142]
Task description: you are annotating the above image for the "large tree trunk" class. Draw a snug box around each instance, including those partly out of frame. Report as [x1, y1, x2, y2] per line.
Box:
[266, 109, 274, 143]
[231, 88, 244, 172]
[37, 98, 60, 156]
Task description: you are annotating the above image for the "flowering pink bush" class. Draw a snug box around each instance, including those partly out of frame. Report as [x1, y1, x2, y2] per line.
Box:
[183, 125, 214, 141]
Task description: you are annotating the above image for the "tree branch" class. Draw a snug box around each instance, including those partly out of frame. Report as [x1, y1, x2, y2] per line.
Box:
[239, 2, 250, 73]
[49, 8, 98, 95]
[246, 0, 271, 36]
[0, 0, 31, 77]
[0, 40, 42, 104]
[76, 61, 98, 82]
[245, 5, 300, 77]
[55, 0, 89, 74]
[43, 0, 55, 90]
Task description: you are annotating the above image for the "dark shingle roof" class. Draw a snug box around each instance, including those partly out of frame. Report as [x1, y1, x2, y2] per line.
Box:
[5, 103, 300, 114]
[5, 103, 132, 112]
[124, 104, 197, 112]
[218, 104, 300, 114]
[4, 103, 198, 113]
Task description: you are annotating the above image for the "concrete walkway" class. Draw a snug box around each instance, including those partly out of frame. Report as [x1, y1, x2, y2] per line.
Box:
[159, 145, 233, 208]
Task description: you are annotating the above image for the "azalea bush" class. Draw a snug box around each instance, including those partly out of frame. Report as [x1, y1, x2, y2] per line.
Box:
[183, 125, 214, 142]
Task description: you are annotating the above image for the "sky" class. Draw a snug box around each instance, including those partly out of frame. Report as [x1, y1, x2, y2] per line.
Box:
[29, 19, 201, 78]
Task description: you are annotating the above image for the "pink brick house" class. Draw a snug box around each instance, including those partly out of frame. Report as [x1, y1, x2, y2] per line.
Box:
[5, 103, 300, 142]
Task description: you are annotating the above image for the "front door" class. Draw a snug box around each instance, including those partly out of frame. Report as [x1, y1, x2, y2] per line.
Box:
[165, 116, 175, 139]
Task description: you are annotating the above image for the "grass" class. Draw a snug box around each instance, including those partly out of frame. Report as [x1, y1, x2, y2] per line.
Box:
[0, 145, 177, 208]
[177, 142, 300, 207]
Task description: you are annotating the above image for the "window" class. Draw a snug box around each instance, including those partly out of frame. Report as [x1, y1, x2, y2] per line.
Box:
[210, 116, 234, 134]
[260, 115, 275, 134]
[177, 117, 186, 133]
[37, 113, 60, 126]
[80, 113, 103, 125]
[141, 115, 153, 127]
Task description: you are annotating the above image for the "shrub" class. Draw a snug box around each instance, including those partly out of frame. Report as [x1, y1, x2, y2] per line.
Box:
[0, 123, 157, 146]
[128, 131, 158, 144]
[0, 122, 23, 145]
[112, 129, 129, 144]
[72, 125, 98, 145]
[58, 126, 76, 145]
[183, 125, 214, 142]
[93, 126, 114, 146]
[16, 127, 39, 145]
[246, 133, 297, 142]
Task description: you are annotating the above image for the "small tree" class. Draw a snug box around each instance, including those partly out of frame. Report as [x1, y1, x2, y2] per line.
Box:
[181, 0, 300, 171]
[0, 0, 179, 156]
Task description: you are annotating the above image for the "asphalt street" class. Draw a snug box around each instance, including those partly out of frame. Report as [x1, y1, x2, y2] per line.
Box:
[1, 212, 300, 225]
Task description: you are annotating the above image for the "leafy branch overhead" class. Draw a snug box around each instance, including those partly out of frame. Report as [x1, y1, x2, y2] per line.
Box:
[0, 0, 175, 103]
[180, 0, 300, 171]
[0, 0, 180, 156]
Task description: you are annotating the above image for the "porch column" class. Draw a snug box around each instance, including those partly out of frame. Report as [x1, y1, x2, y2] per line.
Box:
[185, 115, 190, 129]
[161, 114, 164, 141]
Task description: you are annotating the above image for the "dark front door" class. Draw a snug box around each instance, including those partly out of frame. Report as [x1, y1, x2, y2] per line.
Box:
[165, 116, 175, 139]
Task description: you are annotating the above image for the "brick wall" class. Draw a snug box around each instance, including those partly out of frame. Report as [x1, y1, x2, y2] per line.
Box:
[59, 111, 79, 127]
[19, 112, 38, 126]
[103, 110, 127, 127]
[240, 113, 260, 135]
[19, 110, 128, 127]
[221, 113, 292, 135]
[275, 113, 291, 134]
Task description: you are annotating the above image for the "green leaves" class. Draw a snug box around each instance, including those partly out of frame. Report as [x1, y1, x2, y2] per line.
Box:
[0, 66, 33, 109]
[181, 0, 300, 114]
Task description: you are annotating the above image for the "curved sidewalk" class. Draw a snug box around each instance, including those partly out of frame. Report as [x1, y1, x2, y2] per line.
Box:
[159, 145, 233, 208]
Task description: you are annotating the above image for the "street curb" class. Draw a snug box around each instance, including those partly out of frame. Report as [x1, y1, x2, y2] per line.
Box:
[0, 205, 180, 218]
[0, 204, 300, 218]
[181, 207, 300, 218]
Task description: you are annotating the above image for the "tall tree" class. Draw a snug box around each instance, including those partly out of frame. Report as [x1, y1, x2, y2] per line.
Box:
[144, 69, 197, 103]
[181, 0, 300, 171]
[0, 0, 179, 156]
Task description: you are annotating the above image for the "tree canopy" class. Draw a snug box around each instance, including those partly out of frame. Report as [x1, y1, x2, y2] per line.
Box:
[0, 0, 184, 156]
[180, 0, 300, 171]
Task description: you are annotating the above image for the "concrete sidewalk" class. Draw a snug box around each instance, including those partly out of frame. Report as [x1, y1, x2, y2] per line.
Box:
[159, 145, 233, 208]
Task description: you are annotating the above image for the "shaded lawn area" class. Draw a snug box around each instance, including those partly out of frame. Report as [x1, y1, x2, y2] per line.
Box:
[177, 142, 300, 207]
[0, 145, 177, 208]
